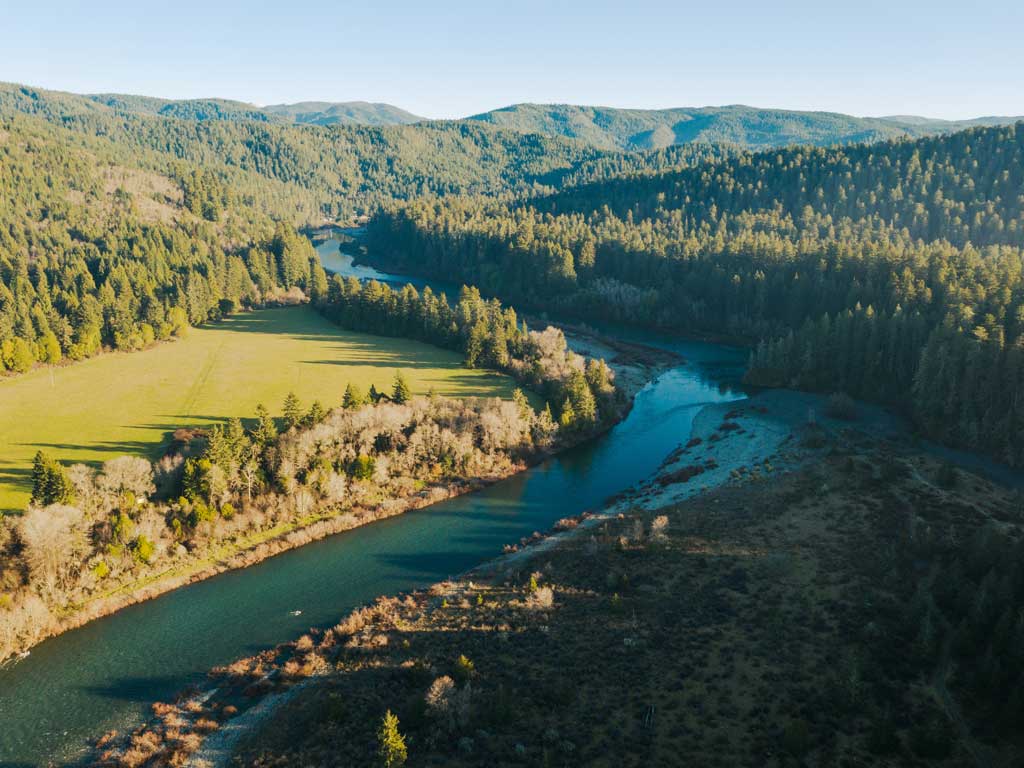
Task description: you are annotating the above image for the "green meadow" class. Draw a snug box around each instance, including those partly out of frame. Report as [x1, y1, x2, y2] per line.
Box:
[0, 306, 518, 511]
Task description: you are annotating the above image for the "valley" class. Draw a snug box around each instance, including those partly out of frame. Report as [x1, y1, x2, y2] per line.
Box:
[0, 22, 1021, 765]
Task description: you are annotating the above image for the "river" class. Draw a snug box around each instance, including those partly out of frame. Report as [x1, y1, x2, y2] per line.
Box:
[0, 237, 748, 766]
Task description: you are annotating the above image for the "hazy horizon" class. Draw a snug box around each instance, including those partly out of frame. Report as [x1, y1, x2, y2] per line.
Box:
[4, 0, 1022, 121]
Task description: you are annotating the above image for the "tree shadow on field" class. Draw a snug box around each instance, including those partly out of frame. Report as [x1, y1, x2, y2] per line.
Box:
[300, 358, 464, 370]
[18, 439, 157, 457]
[0, 464, 31, 513]
[217, 310, 343, 339]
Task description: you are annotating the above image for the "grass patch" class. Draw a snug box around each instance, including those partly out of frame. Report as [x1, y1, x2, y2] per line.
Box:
[0, 306, 518, 511]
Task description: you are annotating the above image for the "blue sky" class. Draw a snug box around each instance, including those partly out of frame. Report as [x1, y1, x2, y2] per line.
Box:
[3, 0, 1022, 119]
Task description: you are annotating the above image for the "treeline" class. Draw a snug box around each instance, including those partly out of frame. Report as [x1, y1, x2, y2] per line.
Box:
[0, 116, 331, 373]
[317, 277, 619, 432]
[0, 387, 559, 661]
[366, 123, 1024, 463]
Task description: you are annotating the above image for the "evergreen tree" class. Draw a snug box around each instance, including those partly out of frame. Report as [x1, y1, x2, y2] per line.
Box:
[558, 398, 576, 429]
[377, 710, 407, 768]
[343, 382, 366, 409]
[252, 403, 278, 445]
[30, 450, 74, 506]
[283, 392, 303, 430]
[392, 371, 412, 404]
[306, 400, 326, 426]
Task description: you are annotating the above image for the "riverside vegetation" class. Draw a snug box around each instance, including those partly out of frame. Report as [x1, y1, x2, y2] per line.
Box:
[90, 404, 1024, 767]
[0, 305, 522, 510]
[0, 305, 618, 661]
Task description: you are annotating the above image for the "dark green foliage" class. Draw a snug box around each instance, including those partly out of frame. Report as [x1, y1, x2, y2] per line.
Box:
[935, 462, 959, 489]
[350, 455, 376, 481]
[319, 278, 612, 428]
[0, 115, 329, 374]
[0, 82, 609, 223]
[252, 404, 278, 445]
[342, 383, 367, 409]
[283, 392, 303, 430]
[30, 451, 74, 506]
[781, 719, 811, 757]
[305, 401, 326, 427]
[391, 371, 411, 404]
[465, 102, 1019, 151]
[367, 122, 1024, 464]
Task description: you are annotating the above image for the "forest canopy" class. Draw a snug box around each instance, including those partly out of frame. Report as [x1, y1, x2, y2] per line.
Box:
[365, 122, 1024, 464]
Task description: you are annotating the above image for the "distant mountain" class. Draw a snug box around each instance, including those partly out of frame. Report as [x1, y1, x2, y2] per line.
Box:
[88, 94, 287, 123]
[463, 103, 1024, 151]
[86, 93, 422, 127]
[16, 82, 1024, 151]
[263, 101, 424, 126]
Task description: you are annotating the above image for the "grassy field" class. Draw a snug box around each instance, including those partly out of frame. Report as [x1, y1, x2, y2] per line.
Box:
[0, 306, 517, 511]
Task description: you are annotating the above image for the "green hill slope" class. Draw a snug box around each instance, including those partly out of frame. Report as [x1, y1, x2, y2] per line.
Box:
[464, 102, 1023, 150]
[263, 100, 424, 126]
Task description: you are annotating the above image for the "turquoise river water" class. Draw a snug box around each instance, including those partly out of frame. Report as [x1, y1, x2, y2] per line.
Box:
[0, 239, 747, 766]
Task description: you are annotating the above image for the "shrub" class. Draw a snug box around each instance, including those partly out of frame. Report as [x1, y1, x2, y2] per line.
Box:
[453, 654, 475, 685]
[132, 535, 156, 564]
[527, 585, 555, 610]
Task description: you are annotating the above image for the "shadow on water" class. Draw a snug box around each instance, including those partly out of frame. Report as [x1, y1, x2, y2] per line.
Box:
[82, 676, 193, 703]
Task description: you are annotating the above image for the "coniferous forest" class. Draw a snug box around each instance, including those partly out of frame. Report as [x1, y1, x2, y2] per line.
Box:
[365, 123, 1024, 464]
[3, 66, 1024, 768]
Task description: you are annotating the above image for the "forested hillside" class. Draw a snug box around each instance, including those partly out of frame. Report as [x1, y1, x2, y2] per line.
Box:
[0, 83, 606, 223]
[464, 103, 1022, 151]
[7, 75, 1024, 463]
[262, 101, 424, 126]
[0, 113, 332, 373]
[86, 95, 425, 127]
[366, 122, 1024, 464]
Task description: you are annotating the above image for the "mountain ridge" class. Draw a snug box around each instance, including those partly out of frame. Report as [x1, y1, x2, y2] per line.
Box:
[10, 81, 1022, 149]
[463, 102, 1024, 150]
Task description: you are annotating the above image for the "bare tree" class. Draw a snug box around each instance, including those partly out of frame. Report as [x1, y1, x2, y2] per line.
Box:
[18, 504, 86, 599]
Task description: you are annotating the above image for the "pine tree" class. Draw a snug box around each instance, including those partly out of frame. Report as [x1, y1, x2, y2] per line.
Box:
[343, 383, 366, 410]
[377, 710, 407, 768]
[558, 397, 576, 429]
[30, 450, 73, 506]
[252, 403, 278, 445]
[283, 392, 303, 430]
[306, 400, 326, 426]
[512, 388, 533, 420]
[568, 370, 598, 425]
[392, 371, 411, 404]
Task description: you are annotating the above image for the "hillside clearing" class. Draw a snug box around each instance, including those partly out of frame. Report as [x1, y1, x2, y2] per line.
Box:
[0, 306, 517, 511]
